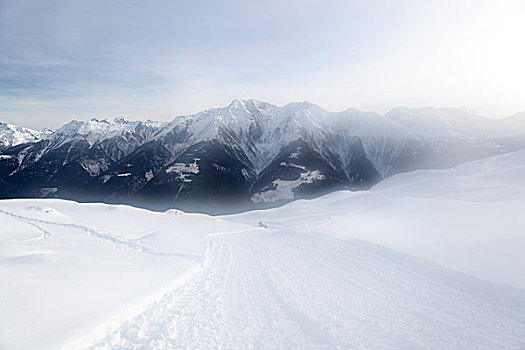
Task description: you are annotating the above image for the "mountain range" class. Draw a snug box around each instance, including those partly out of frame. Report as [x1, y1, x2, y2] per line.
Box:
[1, 100, 525, 213]
[0, 122, 52, 150]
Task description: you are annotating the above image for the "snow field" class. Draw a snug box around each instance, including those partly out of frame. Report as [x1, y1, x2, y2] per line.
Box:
[1, 149, 525, 349]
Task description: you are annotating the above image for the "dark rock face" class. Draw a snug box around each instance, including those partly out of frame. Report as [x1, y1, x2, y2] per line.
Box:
[1, 101, 524, 214]
[138, 140, 255, 212]
[252, 140, 349, 201]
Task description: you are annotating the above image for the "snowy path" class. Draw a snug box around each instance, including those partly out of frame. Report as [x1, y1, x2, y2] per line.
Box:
[85, 229, 525, 349]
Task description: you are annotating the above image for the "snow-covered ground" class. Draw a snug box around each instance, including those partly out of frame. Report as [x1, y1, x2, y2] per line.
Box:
[1, 150, 525, 349]
[0, 202, 248, 349]
[231, 149, 525, 291]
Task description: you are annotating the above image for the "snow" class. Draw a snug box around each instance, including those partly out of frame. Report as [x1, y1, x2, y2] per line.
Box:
[89, 232, 525, 349]
[47, 117, 164, 150]
[153, 100, 525, 179]
[116, 173, 132, 177]
[144, 169, 154, 181]
[251, 169, 324, 203]
[5, 101, 524, 187]
[166, 159, 200, 182]
[155, 99, 330, 174]
[81, 159, 110, 176]
[0, 154, 13, 160]
[234, 149, 525, 290]
[1, 150, 525, 349]
[0, 122, 51, 148]
[279, 161, 306, 169]
[0, 200, 247, 349]
[39, 187, 58, 196]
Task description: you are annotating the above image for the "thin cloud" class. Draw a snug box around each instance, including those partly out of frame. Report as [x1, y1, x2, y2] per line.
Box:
[0, 0, 524, 129]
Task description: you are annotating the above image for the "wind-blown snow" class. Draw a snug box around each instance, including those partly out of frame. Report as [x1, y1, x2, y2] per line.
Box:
[1, 150, 525, 349]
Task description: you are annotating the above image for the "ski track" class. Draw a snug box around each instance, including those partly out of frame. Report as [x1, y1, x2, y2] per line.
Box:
[0, 209, 203, 262]
[84, 229, 525, 350]
[24, 221, 54, 242]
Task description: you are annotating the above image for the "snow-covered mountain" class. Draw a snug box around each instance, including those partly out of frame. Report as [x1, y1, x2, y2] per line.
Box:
[1, 100, 525, 212]
[0, 122, 51, 149]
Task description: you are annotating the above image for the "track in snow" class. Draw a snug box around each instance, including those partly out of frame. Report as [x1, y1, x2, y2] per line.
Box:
[0, 209, 203, 262]
[85, 229, 525, 349]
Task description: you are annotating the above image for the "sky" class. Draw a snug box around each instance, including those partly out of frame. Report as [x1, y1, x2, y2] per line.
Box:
[1, 0, 524, 129]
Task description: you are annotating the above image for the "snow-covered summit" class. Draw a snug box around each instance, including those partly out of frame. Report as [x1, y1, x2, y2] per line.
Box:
[161, 101, 524, 148]
[49, 117, 165, 148]
[0, 122, 51, 149]
[157, 100, 331, 171]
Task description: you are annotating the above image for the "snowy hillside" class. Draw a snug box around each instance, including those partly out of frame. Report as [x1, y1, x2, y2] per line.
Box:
[0, 122, 51, 149]
[229, 149, 525, 290]
[1, 150, 524, 349]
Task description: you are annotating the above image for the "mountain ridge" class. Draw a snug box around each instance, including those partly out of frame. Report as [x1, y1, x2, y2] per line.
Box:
[2, 100, 525, 213]
[0, 123, 52, 150]
[5, 100, 524, 134]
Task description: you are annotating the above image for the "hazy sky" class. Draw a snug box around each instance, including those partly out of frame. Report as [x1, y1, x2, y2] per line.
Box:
[1, 0, 524, 129]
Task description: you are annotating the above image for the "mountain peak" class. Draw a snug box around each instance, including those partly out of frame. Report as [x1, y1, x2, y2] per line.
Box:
[228, 99, 245, 108]
[0, 122, 48, 148]
[89, 116, 130, 124]
[282, 101, 325, 111]
[113, 116, 130, 124]
[227, 99, 250, 114]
